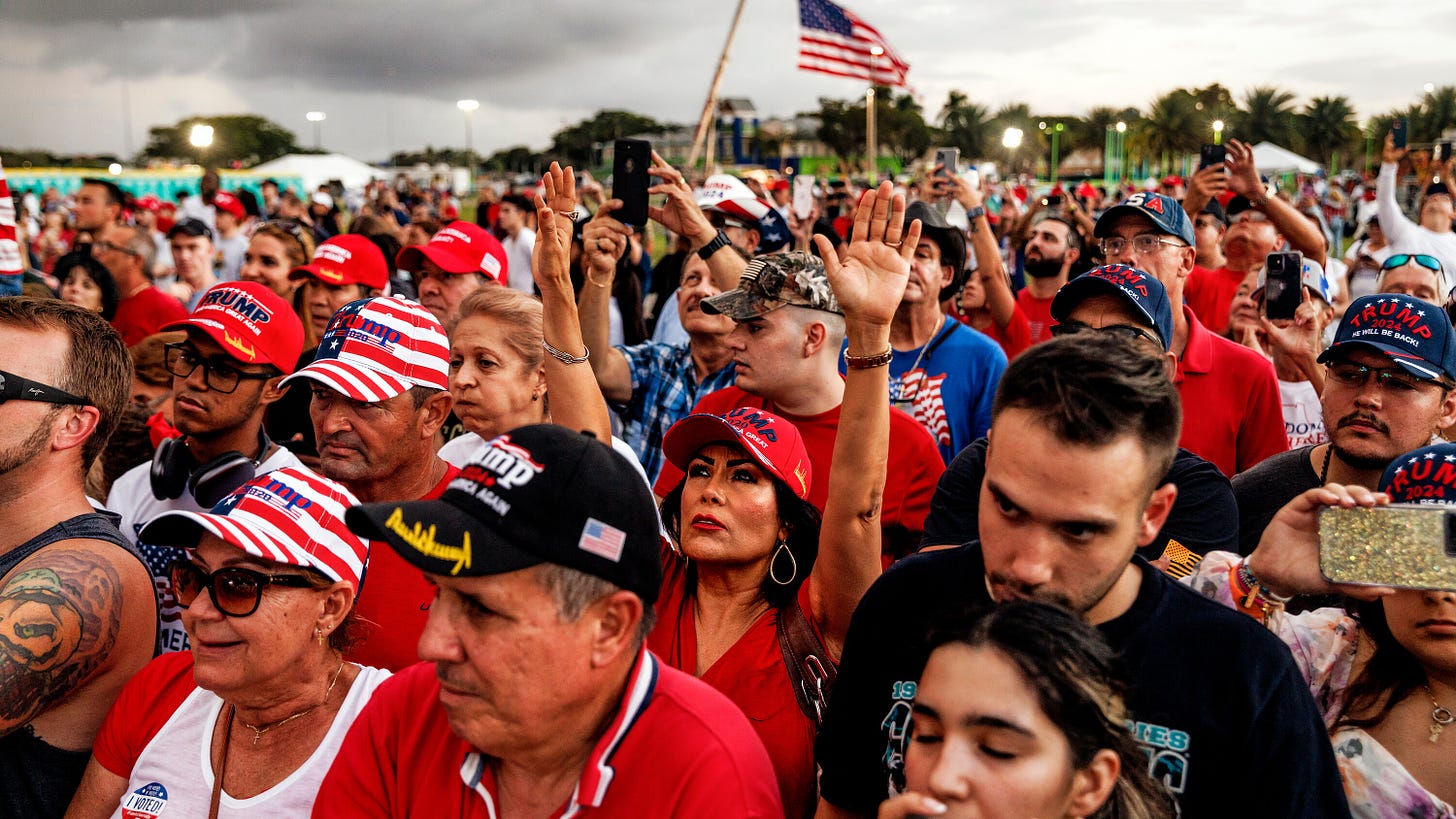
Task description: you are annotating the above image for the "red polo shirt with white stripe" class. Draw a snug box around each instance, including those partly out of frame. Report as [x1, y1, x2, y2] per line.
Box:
[311, 650, 783, 818]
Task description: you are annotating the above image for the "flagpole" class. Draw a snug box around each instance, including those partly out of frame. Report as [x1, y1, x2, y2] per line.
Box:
[687, 0, 749, 171]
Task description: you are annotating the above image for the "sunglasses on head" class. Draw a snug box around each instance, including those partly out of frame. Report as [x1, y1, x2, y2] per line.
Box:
[1381, 254, 1444, 273]
[0, 369, 90, 407]
[169, 559, 320, 617]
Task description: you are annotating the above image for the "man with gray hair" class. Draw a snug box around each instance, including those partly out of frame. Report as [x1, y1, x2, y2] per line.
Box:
[94, 223, 187, 346]
[319, 424, 783, 817]
[651, 247, 944, 556]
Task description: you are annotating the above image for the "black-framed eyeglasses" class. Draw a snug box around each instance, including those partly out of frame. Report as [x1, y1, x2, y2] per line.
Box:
[1050, 320, 1162, 347]
[169, 560, 318, 618]
[1326, 361, 1449, 393]
[1381, 253, 1445, 274]
[164, 343, 277, 394]
[0, 369, 91, 407]
[1096, 235, 1187, 256]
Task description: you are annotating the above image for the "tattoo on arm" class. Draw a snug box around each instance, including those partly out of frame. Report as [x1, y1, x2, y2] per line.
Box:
[0, 550, 122, 731]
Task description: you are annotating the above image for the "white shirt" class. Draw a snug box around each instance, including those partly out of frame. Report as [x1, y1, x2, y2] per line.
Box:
[1378, 162, 1456, 286]
[501, 227, 536, 294]
[1279, 379, 1327, 448]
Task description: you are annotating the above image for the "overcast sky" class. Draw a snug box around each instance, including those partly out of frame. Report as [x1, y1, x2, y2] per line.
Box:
[3, 0, 1451, 164]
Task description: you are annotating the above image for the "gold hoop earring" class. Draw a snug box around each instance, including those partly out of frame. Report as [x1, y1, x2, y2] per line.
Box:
[769, 540, 797, 587]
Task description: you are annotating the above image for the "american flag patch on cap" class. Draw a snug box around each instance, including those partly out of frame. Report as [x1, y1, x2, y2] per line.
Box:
[579, 517, 626, 562]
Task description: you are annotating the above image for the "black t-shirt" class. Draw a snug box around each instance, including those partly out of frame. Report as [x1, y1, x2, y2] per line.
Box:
[815, 543, 1352, 819]
[265, 347, 319, 457]
[921, 439, 1239, 563]
[1231, 445, 1319, 556]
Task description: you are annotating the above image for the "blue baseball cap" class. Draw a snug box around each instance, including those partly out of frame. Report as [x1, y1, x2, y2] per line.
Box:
[1317, 294, 1456, 382]
[1050, 264, 1175, 351]
[1380, 443, 1456, 505]
[1094, 192, 1195, 246]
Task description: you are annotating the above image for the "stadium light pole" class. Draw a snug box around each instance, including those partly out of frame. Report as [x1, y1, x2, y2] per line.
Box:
[306, 111, 326, 149]
[189, 123, 214, 166]
[866, 46, 884, 181]
[1212, 119, 1224, 146]
[1002, 127, 1023, 176]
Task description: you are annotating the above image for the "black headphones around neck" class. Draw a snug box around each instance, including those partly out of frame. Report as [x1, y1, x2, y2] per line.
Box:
[149, 428, 272, 509]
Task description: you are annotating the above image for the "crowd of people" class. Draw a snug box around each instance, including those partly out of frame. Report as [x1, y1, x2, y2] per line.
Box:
[1, 126, 1455, 819]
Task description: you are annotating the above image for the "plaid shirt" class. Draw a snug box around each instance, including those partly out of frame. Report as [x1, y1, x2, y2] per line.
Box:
[617, 341, 737, 482]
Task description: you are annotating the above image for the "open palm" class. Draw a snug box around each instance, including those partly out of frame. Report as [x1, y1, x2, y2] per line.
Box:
[814, 181, 919, 326]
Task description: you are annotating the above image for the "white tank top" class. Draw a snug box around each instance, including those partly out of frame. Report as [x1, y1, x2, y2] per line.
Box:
[109, 666, 390, 819]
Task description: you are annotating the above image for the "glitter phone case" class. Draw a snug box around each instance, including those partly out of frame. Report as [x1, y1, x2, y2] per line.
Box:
[1320, 505, 1456, 591]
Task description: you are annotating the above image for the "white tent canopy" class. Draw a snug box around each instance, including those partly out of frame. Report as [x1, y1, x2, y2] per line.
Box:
[1250, 142, 1321, 175]
[250, 153, 384, 193]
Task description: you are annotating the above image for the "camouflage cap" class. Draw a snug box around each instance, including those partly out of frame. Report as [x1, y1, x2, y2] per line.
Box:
[701, 252, 843, 320]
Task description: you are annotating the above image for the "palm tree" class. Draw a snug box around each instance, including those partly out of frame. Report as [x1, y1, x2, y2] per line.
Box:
[1131, 90, 1201, 173]
[1234, 86, 1299, 146]
[939, 90, 992, 159]
[1299, 96, 1360, 168]
[1415, 86, 1456, 141]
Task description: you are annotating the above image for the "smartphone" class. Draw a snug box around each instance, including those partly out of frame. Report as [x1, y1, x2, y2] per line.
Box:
[611, 138, 651, 228]
[1393, 119, 1409, 150]
[934, 148, 959, 179]
[1045, 194, 1062, 207]
[1320, 505, 1456, 591]
[1199, 144, 1226, 169]
[1263, 251, 1304, 320]
[1437, 142, 1453, 164]
[792, 175, 816, 221]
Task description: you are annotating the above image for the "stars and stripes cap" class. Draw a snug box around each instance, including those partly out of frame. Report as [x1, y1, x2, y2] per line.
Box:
[1380, 442, 1456, 505]
[696, 174, 772, 225]
[282, 296, 450, 402]
[139, 467, 370, 591]
[289, 234, 389, 290]
[395, 220, 507, 284]
[662, 406, 813, 501]
[162, 281, 304, 372]
[345, 424, 663, 603]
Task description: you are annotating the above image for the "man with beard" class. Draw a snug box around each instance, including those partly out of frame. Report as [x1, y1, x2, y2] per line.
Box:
[105, 281, 305, 653]
[814, 335, 1352, 819]
[1182, 139, 1328, 335]
[1015, 214, 1082, 343]
[1230, 292, 1456, 554]
[0, 298, 156, 818]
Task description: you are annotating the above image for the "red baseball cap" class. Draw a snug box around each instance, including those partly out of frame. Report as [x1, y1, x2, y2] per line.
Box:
[395, 220, 507, 284]
[163, 281, 305, 372]
[289, 235, 389, 290]
[134, 195, 162, 213]
[663, 407, 813, 501]
[770, 179, 790, 192]
[213, 191, 245, 220]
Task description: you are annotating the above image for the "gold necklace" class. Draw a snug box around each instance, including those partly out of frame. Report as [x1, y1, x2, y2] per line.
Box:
[1423, 684, 1455, 743]
[236, 661, 346, 747]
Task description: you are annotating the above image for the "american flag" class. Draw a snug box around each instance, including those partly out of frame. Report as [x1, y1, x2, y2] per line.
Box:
[579, 517, 627, 563]
[798, 0, 910, 87]
[0, 159, 20, 278]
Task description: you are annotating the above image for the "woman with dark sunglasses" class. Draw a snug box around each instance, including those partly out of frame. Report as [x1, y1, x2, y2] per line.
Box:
[1377, 253, 1448, 305]
[64, 468, 389, 819]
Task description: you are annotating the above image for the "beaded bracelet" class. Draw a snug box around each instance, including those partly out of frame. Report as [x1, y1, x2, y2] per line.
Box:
[1232, 559, 1292, 619]
[542, 339, 589, 365]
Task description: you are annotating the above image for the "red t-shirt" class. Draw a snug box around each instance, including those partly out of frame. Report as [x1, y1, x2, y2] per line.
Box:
[111, 286, 189, 347]
[1175, 307, 1288, 476]
[649, 551, 824, 819]
[960, 304, 1034, 360]
[1015, 289, 1056, 344]
[346, 464, 461, 671]
[652, 386, 944, 555]
[312, 653, 784, 818]
[1184, 265, 1247, 336]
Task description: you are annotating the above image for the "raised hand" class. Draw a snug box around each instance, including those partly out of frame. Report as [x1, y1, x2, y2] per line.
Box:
[532, 162, 578, 293]
[1249, 482, 1393, 600]
[1382, 132, 1407, 166]
[582, 200, 632, 279]
[645, 151, 716, 246]
[1224, 139, 1264, 200]
[813, 180, 919, 328]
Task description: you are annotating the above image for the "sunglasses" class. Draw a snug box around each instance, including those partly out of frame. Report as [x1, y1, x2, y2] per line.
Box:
[0, 369, 90, 407]
[1050, 320, 1162, 347]
[1381, 253, 1444, 273]
[169, 559, 319, 618]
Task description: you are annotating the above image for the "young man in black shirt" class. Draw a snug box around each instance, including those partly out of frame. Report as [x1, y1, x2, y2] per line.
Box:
[814, 333, 1352, 819]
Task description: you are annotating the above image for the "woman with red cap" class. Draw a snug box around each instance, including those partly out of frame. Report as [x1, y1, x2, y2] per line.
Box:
[650, 181, 920, 817]
[64, 468, 389, 819]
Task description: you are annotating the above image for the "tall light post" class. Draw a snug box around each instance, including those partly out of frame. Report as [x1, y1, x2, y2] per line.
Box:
[1426, 82, 1437, 94]
[306, 111, 326, 149]
[866, 45, 884, 180]
[189, 123, 214, 167]
[1038, 121, 1065, 183]
[1002, 127, 1023, 177]
[457, 99, 480, 192]
[1362, 120, 1374, 173]
[1212, 119, 1224, 146]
